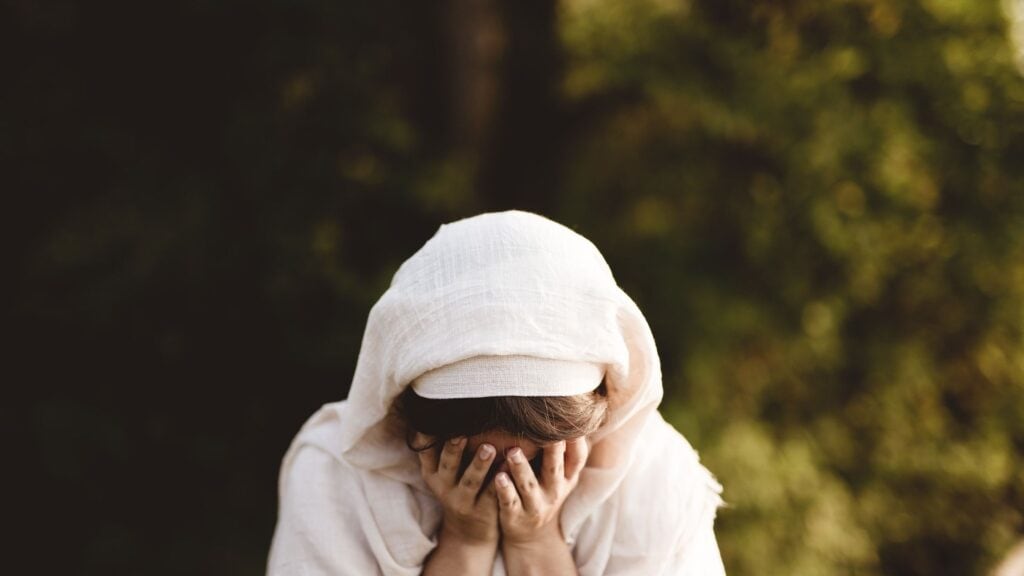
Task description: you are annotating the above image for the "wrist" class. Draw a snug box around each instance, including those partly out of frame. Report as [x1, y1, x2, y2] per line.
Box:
[501, 523, 564, 551]
[441, 522, 499, 548]
[501, 525, 577, 576]
[425, 523, 499, 576]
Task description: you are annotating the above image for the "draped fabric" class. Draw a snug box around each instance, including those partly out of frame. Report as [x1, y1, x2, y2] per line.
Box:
[267, 211, 726, 575]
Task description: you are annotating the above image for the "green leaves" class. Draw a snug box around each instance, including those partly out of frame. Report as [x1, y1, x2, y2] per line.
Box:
[559, 1, 1024, 574]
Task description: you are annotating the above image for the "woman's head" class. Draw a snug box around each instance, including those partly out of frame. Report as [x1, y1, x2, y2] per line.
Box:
[335, 212, 662, 484]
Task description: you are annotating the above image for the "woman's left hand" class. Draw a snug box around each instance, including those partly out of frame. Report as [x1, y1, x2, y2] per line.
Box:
[494, 437, 589, 547]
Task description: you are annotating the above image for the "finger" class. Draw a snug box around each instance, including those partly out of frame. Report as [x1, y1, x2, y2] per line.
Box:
[455, 443, 496, 502]
[564, 436, 589, 480]
[541, 440, 566, 488]
[437, 436, 466, 486]
[478, 477, 499, 516]
[506, 447, 543, 514]
[414, 432, 439, 476]
[494, 472, 521, 513]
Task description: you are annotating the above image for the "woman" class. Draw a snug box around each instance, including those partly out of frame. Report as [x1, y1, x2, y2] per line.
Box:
[267, 210, 726, 575]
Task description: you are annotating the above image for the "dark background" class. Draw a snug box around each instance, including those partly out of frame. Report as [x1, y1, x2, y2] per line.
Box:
[7, 0, 1024, 574]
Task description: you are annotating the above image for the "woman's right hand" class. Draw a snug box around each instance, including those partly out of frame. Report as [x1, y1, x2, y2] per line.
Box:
[416, 433, 500, 547]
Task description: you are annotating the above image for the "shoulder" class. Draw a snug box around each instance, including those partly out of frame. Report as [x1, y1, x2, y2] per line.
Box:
[611, 412, 724, 554]
[274, 402, 367, 526]
[268, 405, 378, 576]
[280, 443, 361, 503]
[274, 402, 368, 516]
[623, 412, 723, 500]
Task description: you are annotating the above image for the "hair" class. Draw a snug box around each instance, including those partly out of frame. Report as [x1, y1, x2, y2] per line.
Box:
[391, 379, 610, 452]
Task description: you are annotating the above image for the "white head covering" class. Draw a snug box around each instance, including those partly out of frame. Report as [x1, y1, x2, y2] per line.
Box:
[411, 354, 605, 399]
[267, 210, 725, 575]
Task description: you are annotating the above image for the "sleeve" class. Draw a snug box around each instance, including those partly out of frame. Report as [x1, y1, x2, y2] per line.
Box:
[266, 445, 381, 576]
[622, 413, 727, 576]
[673, 520, 726, 576]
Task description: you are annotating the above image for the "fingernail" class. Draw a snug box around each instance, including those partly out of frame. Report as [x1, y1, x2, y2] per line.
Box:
[509, 447, 523, 462]
[479, 444, 494, 459]
[449, 437, 464, 446]
[496, 473, 509, 487]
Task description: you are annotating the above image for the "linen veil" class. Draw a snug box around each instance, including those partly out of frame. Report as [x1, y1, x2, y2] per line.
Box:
[267, 210, 726, 575]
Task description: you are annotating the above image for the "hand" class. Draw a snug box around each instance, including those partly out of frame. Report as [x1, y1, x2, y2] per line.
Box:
[494, 437, 589, 547]
[416, 433, 501, 547]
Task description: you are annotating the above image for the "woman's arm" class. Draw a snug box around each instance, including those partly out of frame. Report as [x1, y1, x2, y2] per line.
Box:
[495, 438, 589, 576]
[672, 518, 726, 576]
[417, 435, 501, 576]
[267, 446, 381, 575]
[501, 526, 576, 576]
[422, 523, 500, 576]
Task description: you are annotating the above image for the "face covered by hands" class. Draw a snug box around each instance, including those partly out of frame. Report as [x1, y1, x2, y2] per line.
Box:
[415, 431, 590, 547]
[491, 436, 589, 546]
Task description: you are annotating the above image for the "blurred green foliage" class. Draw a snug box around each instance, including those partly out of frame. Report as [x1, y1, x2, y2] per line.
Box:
[556, 1, 1024, 574]
[8, 0, 1023, 574]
